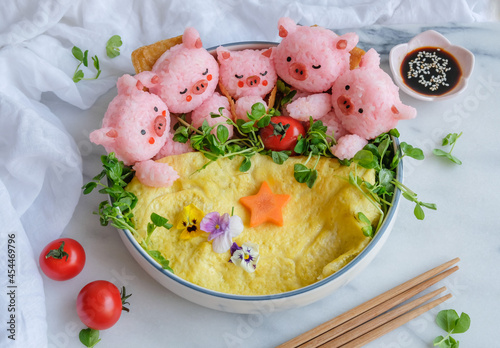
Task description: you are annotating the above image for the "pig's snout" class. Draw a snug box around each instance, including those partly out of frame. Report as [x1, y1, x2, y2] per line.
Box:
[191, 79, 208, 95]
[154, 116, 167, 137]
[246, 75, 260, 87]
[337, 95, 355, 115]
[289, 62, 308, 81]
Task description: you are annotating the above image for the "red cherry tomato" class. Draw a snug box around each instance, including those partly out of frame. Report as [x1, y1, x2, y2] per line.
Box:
[76, 280, 123, 330]
[260, 116, 305, 152]
[39, 238, 86, 281]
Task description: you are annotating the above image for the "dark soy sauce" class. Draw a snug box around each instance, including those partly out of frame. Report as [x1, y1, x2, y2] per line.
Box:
[401, 47, 462, 96]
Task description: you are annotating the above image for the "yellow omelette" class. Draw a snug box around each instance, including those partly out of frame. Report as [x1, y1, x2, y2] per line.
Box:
[126, 152, 380, 295]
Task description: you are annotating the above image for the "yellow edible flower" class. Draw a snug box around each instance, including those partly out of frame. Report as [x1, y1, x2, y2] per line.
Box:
[177, 204, 206, 239]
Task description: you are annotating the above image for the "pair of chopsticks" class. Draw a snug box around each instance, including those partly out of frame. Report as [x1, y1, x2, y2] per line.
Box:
[278, 257, 459, 348]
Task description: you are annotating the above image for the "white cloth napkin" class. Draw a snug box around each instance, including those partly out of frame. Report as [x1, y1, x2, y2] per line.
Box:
[0, 0, 493, 347]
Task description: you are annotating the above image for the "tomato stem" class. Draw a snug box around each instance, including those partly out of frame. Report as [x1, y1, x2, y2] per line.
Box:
[45, 241, 69, 261]
[120, 286, 132, 312]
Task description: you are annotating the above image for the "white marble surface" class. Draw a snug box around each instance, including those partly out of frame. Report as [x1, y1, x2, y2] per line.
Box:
[40, 22, 500, 348]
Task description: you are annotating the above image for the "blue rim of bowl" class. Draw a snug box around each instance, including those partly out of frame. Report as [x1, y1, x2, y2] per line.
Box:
[206, 41, 279, 52]
[119, 137, 402, 301]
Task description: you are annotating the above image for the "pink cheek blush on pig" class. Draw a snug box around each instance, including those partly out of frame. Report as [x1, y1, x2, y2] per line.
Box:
[329, 49, 417, 160]
[89, 74, 179, 187]
[217, 46, 277, 120]
[274, 17, 359, 94]
[135, 27, 219, 114]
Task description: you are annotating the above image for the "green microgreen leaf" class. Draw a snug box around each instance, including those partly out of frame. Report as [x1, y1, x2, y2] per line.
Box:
[249, 102, 266, 120]
[357, 212, 371, 224]
[271, 151, 289, 165]
[79, 328, 101, 348]
[400, 142, 425, 160]
[433, 132, 463, 165]
[147, 250, 174, 272]
[73, 70, 84, 83]
[72, 46, 84, 61]
[293, 163, 311, 184]
[150, 213, 173, 229]
[239, 157, 252, 172]
[433, 309, 470, 347]
[216, 125, 229, 144]
[256, 115, 271, 128]
[306, 169, 318, 189]
[83, 49, 89, 67]
[354, 150, 379, 169]
[106, 35, 122, 58]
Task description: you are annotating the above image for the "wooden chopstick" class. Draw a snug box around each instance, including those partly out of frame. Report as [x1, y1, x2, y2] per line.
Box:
[321, 287, 450, 347]
[301, 266, 458, 347]
[277, 258, 459, 348]
[336, 293, 453, 348]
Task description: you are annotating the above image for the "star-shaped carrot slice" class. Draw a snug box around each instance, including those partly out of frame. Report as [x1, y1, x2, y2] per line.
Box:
[239, 181, 291, 227]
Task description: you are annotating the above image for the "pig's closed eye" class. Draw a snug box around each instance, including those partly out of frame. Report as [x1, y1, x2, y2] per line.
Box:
[235, 74, 243, 79]
[260, 71, 268, 76]
[180, 88, 188, 94]
[202, 68, 209, 76]
[312, 65, 321, 69]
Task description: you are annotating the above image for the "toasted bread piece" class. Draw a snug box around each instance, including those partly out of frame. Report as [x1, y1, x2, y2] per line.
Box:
[131, 35, 183, 73]
[349, 46, 365, 70]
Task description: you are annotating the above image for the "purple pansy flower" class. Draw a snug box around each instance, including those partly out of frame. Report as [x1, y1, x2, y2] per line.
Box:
[230, 242, 260, 273]
[200, 212, 243, 253]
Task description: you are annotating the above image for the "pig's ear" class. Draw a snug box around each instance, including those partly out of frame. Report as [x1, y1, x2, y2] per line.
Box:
[333, 32, 359, 52]
[278, 17, 297, 38]
[183, 27, 203, 49]
[391, 102, 417, 120]
[116, 74, 144, 95]
[217, 46, 231, 61]
[359, 48, 381, 69]
[89, 127, 118, 146]
[134, 71, 160, 90]
[261, 47, 273, 58]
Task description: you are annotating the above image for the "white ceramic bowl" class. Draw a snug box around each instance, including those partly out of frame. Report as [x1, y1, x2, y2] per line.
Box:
[389, 30, 474, 101]
[117, 42, 403, 314]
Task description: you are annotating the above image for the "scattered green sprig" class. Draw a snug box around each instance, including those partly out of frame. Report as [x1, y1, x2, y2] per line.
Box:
[82, 153, 174, 272]
[357, 212, 373, 237]
[106, 35, 122, 58]
[72, 46, 101, 82]
[172, 103, 278, 173]
[292, 117, 337, 188]
[433, 132, 463, 165]
[72, 35, 122, 82]
[144, 213, 174, 273]
[351, 130, 436, 224]
[433, 309, 471, 348]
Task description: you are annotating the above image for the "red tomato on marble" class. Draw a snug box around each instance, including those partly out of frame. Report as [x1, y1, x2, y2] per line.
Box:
[39, 238, 86, 281]
[76, 280, 123, 330]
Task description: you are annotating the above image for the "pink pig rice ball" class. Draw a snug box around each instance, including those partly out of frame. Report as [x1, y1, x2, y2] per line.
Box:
[331, 49, 416, 140]
[90, 75, 170, 166]
[217, 47, 277, 100]
[274, 17, 358, 93]
[136, 27, 220, 114]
